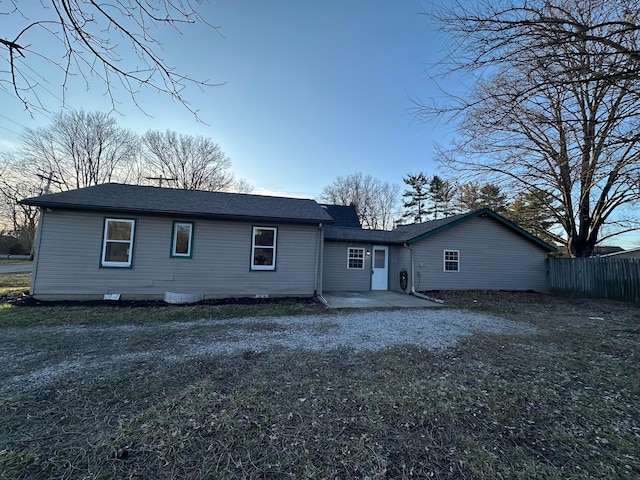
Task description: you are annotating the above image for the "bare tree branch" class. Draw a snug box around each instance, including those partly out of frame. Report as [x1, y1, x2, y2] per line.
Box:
[1, 1, 223, 118]
[17, 110, 139, 191]
[319, 173, 400, 230]
[420, 0, 640, 256]
[141, 130, 239, 192]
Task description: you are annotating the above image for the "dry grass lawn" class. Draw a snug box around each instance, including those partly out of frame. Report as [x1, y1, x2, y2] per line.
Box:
[0, 291, 638, 479]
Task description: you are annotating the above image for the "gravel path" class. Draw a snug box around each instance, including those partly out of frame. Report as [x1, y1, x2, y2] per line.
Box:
[0, 309, 535, 398]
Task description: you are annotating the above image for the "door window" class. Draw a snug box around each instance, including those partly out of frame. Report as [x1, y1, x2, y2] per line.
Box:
[374, 249, 386, 269]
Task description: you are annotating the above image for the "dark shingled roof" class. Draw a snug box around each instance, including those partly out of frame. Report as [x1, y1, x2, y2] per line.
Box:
[21, 183, 334, 224]
[320, 204, 361, 228]
[323, 226, 400, 243]
[325, 208, 556, 252]
[392, 212, 471, 241]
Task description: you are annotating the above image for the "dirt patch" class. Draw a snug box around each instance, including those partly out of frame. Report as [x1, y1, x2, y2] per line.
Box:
[0, 307, 531, 399]
[7, 294, 319, 309]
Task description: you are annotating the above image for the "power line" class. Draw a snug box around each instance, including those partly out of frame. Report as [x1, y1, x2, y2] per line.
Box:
[0, 124, 21, 137]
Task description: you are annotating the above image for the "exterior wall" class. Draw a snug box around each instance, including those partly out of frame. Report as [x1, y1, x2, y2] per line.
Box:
[409, 216, 549, 292]
[323, 241, 406, 293]
[32, 209, 322, 300]
[391, 246, 411, 293]
[323, 241, 371, 291]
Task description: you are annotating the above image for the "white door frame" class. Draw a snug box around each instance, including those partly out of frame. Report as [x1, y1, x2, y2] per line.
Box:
[371, 245, 389, 290]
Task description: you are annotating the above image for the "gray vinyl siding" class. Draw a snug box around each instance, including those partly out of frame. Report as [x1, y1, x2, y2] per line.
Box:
[323, 242, 371, 291]
[32, 210, 321, 300]
[409, 216, 549, 292]
[390, 247, 411, 293]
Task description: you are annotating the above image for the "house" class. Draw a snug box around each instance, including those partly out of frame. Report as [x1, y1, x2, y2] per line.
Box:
[21, 184, 556, 301]
[555, 245, 625, 257]
[600, 247, 640, 259]
[323, 208, 556, 294]
[22, 183, 333, 301]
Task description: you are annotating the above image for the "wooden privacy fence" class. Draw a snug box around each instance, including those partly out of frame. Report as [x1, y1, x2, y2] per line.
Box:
[547, 257, 640, 303]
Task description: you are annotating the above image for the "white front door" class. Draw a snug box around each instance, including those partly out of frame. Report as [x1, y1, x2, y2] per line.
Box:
[371, 245, 389, 290]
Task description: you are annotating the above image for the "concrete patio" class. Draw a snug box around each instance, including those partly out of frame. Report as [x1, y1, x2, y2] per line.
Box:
[319, 291, 443, 309]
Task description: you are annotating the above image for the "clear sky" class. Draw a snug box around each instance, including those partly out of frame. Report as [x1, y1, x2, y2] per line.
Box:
[0, 1, 452, 200]
[1, 1, 638, 248]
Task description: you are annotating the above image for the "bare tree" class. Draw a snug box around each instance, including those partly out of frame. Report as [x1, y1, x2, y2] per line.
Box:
[319, 172, 400, 230]
[141, 130, 238, 191]
[418, 0, 640, 257]
[0, 167, 42, 254]
[375, 181, 401, 231]
[0, 1, 221, 115]
[233, 178, 254, 194]
[17, 110, 140, 190]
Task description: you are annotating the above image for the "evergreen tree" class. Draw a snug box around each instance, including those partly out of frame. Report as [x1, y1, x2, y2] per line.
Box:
[455, 181, 507, 213]
[401, 173, 429, 223]
[478, 183, 508, 214]
[507, 191, 557, 245]
[426, 175, 456, 219]
[455, 181, 483, 212]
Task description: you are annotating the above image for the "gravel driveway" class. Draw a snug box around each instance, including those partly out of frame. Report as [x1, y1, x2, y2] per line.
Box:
[1, 308, 535, 399]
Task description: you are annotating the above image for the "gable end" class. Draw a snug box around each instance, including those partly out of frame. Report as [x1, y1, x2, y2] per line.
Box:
[406, 208, 556, 252]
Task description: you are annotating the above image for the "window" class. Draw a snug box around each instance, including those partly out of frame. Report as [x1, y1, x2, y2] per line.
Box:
[347, 247, 365, 269]
[444, 250, 460, 272]
[251, 226, 277, 270]
[171, 221, 194, 258]
[101, 218, 135, 267]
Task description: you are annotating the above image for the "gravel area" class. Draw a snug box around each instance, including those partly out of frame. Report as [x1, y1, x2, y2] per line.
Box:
[0, 309, 535, 398]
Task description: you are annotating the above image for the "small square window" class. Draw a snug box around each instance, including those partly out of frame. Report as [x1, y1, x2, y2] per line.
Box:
[171, 221, 194, 258]
[348, 248, 365, 269]
[444, 250, 459, 272]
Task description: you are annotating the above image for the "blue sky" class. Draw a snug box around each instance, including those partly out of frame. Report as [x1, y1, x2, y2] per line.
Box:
[0, 1, 452, 200]
[1, 1, 638, 248]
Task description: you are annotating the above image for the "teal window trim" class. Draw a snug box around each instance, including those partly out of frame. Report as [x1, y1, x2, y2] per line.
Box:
[250, 226, 277, 271]
[100, 217, 136, 268]
[170, 221, 194, 258]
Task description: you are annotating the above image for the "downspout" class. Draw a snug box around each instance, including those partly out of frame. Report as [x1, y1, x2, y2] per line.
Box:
[30, 208, 45, 296]
[404, 242, 416, 295]
[314, 223, 323, 296]
[403, 241, 445, 304]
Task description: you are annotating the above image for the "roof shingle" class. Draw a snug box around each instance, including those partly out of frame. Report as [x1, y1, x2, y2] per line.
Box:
[21, 183, 334, 224]
[325, 208, 556, 251]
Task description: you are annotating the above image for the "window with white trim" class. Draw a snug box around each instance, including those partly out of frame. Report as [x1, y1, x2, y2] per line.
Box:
[444, 250, 459, 272]
[251, 226, 277, 270]
[347, 247, 365, 269]
[171, 221, 194, 258]
[101, 218, 135, 267]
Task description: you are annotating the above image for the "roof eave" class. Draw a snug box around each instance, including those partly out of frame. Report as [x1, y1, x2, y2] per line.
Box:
[29, 202, 331, 225]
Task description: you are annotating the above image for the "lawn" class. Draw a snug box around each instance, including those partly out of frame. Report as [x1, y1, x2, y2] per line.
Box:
[1, 291, 638, 479]
[0, 272, 30, 297]
[0, 259, 31, 266]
